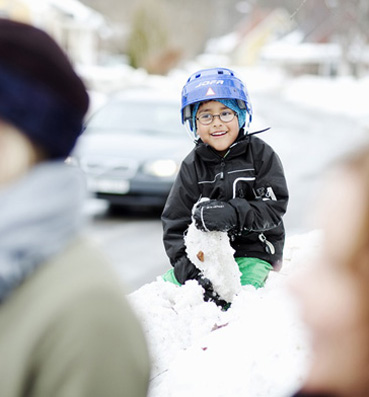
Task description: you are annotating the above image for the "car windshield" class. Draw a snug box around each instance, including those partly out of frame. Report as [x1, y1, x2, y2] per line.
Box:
[87, 100, 182, 135]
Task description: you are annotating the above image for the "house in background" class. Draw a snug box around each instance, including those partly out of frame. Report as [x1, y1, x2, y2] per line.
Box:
[0, 0, 30, 21]
[233, 7, 293, 67]
[258, 6, 343, 77]
[260, 4, 369, 77]
[203, 7, 293, 68]
[259, 31, 341, 77]
[0, 0, 110, 65]
[204, 5, 369, 77]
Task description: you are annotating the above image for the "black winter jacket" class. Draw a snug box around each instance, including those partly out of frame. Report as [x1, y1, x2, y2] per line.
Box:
[162, 132, 289, 281]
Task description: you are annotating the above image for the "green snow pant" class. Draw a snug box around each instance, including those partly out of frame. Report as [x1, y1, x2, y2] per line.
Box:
[162, 257, 273, 289]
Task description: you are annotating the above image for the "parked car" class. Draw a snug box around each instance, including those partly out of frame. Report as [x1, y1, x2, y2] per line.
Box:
[69, 88, 194, 209]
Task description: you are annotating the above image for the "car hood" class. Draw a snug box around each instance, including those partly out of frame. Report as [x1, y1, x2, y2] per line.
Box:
[73, 129, 193, 162]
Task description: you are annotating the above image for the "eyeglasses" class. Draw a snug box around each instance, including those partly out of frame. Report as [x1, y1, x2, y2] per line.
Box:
[196, 110, 237, 125]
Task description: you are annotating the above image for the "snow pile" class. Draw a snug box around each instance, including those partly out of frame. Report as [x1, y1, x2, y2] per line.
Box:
[185, 218, 241, 303]
[168, 285, 306, 397]
[129, 279, 223, 393]
[128, 230, 322, 397]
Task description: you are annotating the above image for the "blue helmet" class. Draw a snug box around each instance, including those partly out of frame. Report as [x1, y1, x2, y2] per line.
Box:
[181, 67, 253, 133]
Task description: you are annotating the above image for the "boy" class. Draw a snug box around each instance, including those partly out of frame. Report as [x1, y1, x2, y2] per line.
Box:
[162, 67, 289, 305]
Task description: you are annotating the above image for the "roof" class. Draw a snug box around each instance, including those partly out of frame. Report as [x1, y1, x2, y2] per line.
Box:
[20, 0, 106, 27]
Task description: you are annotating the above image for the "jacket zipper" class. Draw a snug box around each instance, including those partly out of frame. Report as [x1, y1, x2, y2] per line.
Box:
[220, 159, 225, 180]
[220, 149, 230, 180]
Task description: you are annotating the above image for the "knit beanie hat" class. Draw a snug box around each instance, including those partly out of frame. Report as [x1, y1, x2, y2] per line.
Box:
[0, 18, 89, 159]
[192, 99, 246, 134]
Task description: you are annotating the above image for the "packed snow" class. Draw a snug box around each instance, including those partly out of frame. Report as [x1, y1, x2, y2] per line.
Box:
[129, 230, 322, 397]
[184, 200, 242, 303]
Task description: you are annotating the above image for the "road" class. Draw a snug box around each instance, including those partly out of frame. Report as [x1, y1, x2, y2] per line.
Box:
[85, 92, 367, 293]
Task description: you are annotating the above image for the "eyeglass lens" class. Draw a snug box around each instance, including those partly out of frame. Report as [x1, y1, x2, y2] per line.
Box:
[197, 111, 235, 125]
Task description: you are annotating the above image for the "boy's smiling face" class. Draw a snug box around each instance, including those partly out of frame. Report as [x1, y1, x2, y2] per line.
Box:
[196, 100, 239, 155]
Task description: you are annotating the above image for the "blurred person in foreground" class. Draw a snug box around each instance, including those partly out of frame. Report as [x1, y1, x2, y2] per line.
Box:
[291, 144, 369, 397]
[0, 18, 150, 397]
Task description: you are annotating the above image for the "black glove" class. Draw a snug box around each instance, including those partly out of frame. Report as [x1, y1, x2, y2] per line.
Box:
[193, 200, 238, 232]
[173, 257, 230, 309]
[195, 275, 230, 309]
[173, 255, 200, 284]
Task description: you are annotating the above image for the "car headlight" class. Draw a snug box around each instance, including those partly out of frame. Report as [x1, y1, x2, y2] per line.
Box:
[65, 156, 79, 166]
[142, 159, 179, 178]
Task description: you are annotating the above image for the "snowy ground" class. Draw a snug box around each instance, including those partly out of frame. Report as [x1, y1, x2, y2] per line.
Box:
[129, 231, 322, 397]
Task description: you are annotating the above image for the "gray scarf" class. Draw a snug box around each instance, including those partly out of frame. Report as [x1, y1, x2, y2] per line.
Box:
[0, 161, 86, 303]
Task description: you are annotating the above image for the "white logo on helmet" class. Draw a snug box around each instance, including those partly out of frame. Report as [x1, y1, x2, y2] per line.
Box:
[195, 80, 224, 88]
[206, 87, 216, 96]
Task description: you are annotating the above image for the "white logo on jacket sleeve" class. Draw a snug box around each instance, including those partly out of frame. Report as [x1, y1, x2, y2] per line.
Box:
[253, 186, 277, 201]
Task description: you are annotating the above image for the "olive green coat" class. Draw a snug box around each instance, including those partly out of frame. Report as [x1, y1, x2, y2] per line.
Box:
[0, 238, 150, 397]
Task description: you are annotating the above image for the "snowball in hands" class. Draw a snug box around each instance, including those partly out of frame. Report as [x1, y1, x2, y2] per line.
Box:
[185, 199, 242, 303]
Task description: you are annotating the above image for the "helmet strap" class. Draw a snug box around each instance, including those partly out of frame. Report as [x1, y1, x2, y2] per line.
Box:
[184, 120, 198, 143]
[242, 112, 251, 135]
